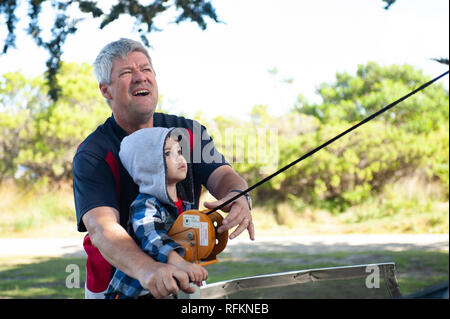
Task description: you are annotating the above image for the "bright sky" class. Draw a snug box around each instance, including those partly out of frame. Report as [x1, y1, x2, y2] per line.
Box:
[0, 0, 449, 120]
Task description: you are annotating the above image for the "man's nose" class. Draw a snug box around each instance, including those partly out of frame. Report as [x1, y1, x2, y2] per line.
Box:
[132, 70, 147, 83]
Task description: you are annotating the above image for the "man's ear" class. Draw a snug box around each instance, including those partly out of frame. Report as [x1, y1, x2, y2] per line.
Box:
[99, 83, 112, 100]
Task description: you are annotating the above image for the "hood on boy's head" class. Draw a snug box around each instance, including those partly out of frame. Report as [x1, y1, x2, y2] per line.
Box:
[119, 127, 174, 205]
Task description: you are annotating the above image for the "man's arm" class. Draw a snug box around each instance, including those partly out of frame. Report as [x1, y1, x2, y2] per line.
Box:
[204, 165, 255, 240]
[82, 206, 195, 298]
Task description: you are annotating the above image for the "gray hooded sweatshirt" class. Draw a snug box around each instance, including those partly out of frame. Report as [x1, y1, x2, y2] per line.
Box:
[119, 127, 174, 206]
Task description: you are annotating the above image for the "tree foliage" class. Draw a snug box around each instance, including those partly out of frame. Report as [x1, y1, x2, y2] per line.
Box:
[0, 61, 448, 212]
[205, 62, 449, 211]
[381, 0, 397, 10]
[0, 62, 110, 182]
[296, 62, 449, 134]
[0, 0, 219, 100]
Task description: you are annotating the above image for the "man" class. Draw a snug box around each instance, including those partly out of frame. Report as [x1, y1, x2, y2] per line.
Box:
[73, 38, 254, 299]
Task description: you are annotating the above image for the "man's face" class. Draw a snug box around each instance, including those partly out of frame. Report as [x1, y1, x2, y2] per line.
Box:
[100, 51, 158, 125]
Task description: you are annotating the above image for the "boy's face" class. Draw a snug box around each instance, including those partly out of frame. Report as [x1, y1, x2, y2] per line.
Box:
[165, 137, 187, 184]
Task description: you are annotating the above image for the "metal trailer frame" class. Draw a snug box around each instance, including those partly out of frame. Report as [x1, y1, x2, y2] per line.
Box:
[177, 262, 401, 299]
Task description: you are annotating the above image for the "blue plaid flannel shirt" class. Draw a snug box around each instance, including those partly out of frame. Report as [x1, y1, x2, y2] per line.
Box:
[105, 193, 192, 298]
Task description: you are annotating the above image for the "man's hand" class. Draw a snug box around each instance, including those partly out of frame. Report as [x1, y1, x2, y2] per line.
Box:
[205, 165, 255, 241]
[137, 262, 196, 298]
[204, 192, 255, 241]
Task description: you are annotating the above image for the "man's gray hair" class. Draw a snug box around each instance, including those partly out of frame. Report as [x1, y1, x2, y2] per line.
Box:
[93, 38, 154, 84]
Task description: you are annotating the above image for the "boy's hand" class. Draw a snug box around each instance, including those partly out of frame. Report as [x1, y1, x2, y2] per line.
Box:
[177, 261, 208, 287]
[167, 251, 208, 287]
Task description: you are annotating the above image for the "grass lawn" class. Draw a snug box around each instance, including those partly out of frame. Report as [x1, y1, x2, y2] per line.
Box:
[0, 250, 447, 299]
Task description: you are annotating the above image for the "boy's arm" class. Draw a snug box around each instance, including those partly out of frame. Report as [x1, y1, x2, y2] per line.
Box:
[132, 199, 208, 286]
[132, 198, 185, 263]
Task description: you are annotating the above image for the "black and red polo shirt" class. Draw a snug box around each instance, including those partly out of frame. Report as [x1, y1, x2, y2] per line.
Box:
[72, 113, 229, 296]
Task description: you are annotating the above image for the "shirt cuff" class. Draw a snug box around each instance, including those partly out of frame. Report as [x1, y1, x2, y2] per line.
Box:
[157, 242, 186, 263]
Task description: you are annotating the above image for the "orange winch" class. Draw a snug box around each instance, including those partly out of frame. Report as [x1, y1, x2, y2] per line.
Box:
[168, 210, 228, 266]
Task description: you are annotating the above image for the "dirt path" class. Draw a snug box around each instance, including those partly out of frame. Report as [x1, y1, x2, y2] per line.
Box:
[226, 233, 449, 255]
[0, 234, 447, 258]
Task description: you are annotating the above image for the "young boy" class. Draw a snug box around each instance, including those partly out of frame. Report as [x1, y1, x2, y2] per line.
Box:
[105, 127, 208, 299]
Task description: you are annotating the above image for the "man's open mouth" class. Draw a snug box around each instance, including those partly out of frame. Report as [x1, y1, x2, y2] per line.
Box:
[132, 89, 150, 96]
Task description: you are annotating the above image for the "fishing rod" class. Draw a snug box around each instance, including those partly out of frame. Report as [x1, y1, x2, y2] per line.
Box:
[206, 70, 449, 215]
